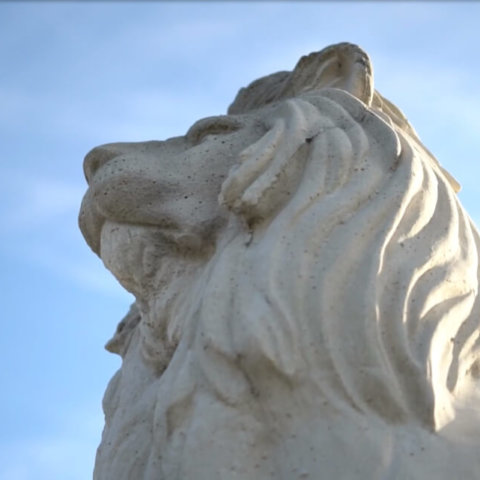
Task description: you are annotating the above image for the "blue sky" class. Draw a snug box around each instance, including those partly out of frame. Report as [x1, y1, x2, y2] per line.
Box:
[1, 2, 479, 479]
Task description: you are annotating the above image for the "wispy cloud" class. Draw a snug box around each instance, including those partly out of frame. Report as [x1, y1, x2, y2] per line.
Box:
[0, 84, 220, 146]
[0, 170, 84, 233]
[25, 242, 132, 299]
[0, 168, 131, 298]
[0, 404, 103, 480]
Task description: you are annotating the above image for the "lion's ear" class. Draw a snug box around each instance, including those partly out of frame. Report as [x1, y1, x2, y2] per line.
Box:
[219, 99, 323, 223]
[228, 43, 374, 115]
[281, 43, 374, 106]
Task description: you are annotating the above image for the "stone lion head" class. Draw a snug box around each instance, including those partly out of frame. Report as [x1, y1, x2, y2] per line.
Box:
[80, 43, 480, 479]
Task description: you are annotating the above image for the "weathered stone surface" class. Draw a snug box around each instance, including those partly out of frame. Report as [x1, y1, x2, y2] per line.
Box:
[80, 43, 480, 479]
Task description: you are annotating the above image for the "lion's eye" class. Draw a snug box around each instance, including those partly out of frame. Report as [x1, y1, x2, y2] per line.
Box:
[187, 116, 242, 145]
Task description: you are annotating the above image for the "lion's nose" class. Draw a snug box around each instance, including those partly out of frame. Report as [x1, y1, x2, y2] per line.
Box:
[83, 144, 124, 183]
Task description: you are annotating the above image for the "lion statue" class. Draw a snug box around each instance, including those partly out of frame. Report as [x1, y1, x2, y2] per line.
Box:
[79, 43, 480, 479]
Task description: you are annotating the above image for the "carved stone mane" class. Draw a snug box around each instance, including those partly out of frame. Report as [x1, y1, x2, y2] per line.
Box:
[80, 43, 480, 479]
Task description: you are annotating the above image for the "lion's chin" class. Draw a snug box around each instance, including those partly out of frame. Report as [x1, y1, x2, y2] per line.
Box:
[99, 220, 210, 300]
[99, 221, 178, 298]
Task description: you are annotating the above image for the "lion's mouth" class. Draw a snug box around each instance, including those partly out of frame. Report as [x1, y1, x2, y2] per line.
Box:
[78, 189, 106, 255]
[79, 190, 181, 257]
[79, 186, 201, 265]
[79, 157, 183, 256]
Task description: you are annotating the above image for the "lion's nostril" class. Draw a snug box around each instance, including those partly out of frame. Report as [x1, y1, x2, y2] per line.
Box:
[83, 146, 121, 184]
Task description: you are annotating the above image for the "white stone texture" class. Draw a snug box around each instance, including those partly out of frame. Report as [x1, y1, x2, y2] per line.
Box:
[80, 43, 480, 479]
